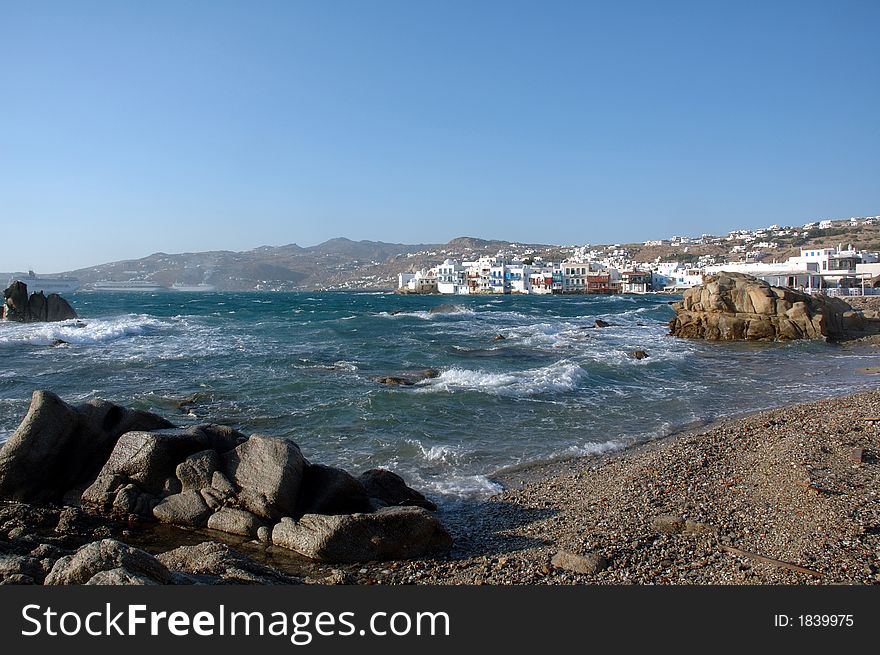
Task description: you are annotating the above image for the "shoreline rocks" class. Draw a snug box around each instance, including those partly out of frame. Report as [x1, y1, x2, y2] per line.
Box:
[0, 391, 451, 582]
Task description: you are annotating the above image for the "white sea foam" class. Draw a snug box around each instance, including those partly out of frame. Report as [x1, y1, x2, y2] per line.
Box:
[418, 360, 587, 397]
[0, 315, 166, 347]
[426, 474, 503, 498]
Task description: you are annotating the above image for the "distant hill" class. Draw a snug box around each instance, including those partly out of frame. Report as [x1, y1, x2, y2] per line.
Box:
[65, 237, 559, 291]
[62, 221, 880, 291]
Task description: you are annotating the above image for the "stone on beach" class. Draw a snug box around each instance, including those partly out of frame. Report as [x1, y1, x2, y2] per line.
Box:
[550, 550, 609, 575]
[45, 539, 171, 586]
[156, 542, 301, 585]
[272, 507, 452, 562]
[206, 507, 265, 537]
[152, 490, 212, 527]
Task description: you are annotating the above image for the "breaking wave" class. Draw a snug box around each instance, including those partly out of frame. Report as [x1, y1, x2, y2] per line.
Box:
[418, 360, 587, 397]
[0, 315, 167, 347]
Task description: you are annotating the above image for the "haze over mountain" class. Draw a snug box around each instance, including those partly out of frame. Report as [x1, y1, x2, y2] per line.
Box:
[63, 237, 563, 291]
[59, 218, 880, 292]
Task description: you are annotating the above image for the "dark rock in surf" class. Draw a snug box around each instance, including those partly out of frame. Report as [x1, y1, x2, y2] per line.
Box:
[374, 376, 414, 386]
[2, 281, 77, 323]
[359, 468, 437, 511]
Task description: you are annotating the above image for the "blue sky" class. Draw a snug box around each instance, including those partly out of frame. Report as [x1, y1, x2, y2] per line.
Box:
[2, 0, 878, 272]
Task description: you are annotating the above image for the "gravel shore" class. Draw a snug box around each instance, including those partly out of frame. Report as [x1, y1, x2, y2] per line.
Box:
[340, 388, 880, 585]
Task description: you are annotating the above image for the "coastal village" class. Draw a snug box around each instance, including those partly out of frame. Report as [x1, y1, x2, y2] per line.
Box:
[398, 214, 880, 297]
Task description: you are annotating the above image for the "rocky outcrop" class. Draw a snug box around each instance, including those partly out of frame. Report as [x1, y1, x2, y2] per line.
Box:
[0, 391, 449, 571]
[0, 390, 174, 503]
[668, 273, 873, 341]
[3, 281, 77, 322]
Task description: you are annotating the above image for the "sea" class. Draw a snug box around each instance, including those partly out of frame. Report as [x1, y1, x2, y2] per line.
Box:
[1, 291, 878, 501]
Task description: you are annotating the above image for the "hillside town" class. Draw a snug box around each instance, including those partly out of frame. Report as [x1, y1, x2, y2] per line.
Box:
[398, 215, 880, 296]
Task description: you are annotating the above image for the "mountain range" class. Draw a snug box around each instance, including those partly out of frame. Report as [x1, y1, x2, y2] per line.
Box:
[64, 237, 567, 291]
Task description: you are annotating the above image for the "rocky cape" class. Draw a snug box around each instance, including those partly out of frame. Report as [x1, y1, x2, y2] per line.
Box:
[0, 391, 450, 585]
[2, 281, 77, 323]
[668, 272, 880, 341]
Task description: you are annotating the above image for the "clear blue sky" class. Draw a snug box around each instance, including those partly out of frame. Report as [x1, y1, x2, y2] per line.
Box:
[2, 0, 878, 272]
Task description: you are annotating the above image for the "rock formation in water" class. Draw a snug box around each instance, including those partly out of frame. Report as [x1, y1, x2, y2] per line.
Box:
[3, 281, 77, 322]
[668, 272, 877, 341]
[0, 391, 450, 572]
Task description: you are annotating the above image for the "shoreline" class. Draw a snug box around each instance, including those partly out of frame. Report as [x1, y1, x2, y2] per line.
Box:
[349, 386, 880, 584]
[2, 386, 879, 585]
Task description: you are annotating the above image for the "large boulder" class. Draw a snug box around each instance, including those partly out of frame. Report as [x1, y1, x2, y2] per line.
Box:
[2, 282, 76, 322]
[0, 391, 174, 503]
[44, 539, 170, 585]
[668, 273, 868, 341]
[221, 435, 305, 520]
[272, 507, 452, 563]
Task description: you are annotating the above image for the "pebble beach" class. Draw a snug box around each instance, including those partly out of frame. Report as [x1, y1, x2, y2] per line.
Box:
[342, 388, 880, 585]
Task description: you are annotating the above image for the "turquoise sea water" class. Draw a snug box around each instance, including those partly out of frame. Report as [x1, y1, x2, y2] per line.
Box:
[1, 292, 877, 500]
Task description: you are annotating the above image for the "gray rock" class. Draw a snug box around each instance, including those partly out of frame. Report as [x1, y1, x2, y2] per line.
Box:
[85, 567, 162, 585]
[176, 449, 220, 490]
[81, 474, 125, 512]
[256, 526, 271, 544]
[200, 487, 225, 510]
[206, 507, 264, 538]
[551, 550, 609, 574]
[0, 390, 173, 503]
[156, 542, 300, 585]
[45, 539, 170, 585]
[272, 506, 452, 563]
[221, 435, 305, 520]
[96, 429, 210, 496]
[296, 464, 372, 516]
[0, 555, 44, 582]
[358, 468, 437, 511]
[211, 470, 237, 496]
[152, 490, 212, 527]
[112, 484, 141, 515]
